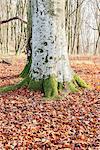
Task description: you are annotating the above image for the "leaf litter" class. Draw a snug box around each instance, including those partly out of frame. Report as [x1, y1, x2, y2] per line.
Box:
[0, 57, 100, 149]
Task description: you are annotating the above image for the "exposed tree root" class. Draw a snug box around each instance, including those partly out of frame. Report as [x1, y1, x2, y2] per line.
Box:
[67, 81, 79, 93]
[67, 74, 90, 93]
[43, 76, 58, 98]
[28, 79, 43, 91]
[20, 59, 32, 78]
[0, 73, 90, 98]
[74, 74, 90, 88]
[0, 77, 30, 93]
[0, 60, 11, 66]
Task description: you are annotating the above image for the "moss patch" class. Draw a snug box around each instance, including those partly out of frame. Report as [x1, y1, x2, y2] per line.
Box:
[67, 81, 79, 93]
[0, 71, 90, 97]
[0, 77, 30, 93]
[28, 79, 43, 91]
[74, 74, 90, 88]
[43, 76, 58, 98]
[58, 82, 64, 91]
[20, 59, 32, 78]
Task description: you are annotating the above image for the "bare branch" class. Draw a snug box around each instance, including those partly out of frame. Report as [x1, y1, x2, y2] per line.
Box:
[96, 0, 100, 12]
[0, 16, 27, 25]
[69, 0, 86, 17]
[85, 21, 98, 30]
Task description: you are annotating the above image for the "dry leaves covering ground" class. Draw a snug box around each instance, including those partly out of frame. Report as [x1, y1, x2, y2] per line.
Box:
[0, 56, 100, 150]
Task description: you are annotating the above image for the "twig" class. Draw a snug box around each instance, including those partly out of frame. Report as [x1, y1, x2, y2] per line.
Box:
[85, 21, 98, 31]
[69, 0, 86, 17]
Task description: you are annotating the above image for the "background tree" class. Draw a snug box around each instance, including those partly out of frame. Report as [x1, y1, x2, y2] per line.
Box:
[0, 0, 27, 54]
[20, 0, 32, 78]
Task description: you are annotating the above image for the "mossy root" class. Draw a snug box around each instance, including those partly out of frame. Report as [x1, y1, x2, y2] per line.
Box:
[74, 74, 90, 88]
[0, 73, 90, 97]
[0, 77, 30, 93]
[67, 81, 79, 93]
[58, 82, 64, 91]
[28, 79, 43, 91]
[43, 76, 58, 98]
[20, 59, 32, 78]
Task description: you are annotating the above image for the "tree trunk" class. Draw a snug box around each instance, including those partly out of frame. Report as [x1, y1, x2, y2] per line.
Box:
[28, 0, 89, 97]
[20, 0, 32, 78]
[31, 0, 72, 81]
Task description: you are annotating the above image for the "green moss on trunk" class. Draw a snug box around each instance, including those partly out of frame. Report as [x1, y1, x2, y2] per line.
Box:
[20, 59, 32, 78]
[28, 79, 43, 91]
[43, 76, 58, 98]
[28, 75, 59, 98]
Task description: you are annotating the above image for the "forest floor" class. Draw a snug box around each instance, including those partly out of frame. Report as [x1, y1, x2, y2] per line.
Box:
[0, 55, 100, 150]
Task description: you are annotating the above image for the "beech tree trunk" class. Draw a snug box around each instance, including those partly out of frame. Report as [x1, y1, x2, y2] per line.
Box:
[27, 0, 89, 97]
[30, 0, 72, 81]
[28, 0, 74, 97]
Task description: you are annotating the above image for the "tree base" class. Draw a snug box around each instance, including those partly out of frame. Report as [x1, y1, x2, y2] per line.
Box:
[0, 74, 90, 98]
[20, 59, 32, 78]
[43, 76, 58, 98]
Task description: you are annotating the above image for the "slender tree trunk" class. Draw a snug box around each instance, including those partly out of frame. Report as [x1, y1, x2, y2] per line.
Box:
[76, 4, 81, 54]
[71, 0, 78, 54]
[94, 23, 100, 55]
[20, 0, 32, 78]
[26, 0, 32, 61]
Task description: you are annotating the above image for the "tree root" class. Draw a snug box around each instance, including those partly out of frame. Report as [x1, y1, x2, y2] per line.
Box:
[28, 79, 43, 91]
[0, 77, 30, 93]
[20, 59, 32, 78]
[0, 74, 90, 98]
[67, 74, 90, 93]
[74, 74, 90, 88]
[67, 81, 79, 93]
[43, 76, 58, 98]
